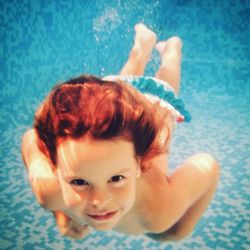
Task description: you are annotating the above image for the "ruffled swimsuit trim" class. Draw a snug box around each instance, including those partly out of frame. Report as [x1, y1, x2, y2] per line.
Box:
[104, 75, 192, 123]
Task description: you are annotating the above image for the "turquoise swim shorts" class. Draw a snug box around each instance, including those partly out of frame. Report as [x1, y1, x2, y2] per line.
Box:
[103, 75, 191, 123]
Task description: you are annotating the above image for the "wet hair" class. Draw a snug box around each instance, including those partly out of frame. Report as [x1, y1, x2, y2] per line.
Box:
[34, 74, 172, 169]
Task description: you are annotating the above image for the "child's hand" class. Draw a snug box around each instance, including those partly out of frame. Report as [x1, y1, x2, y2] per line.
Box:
[60, 220, 90, 240]
[54, 211, 91, 240]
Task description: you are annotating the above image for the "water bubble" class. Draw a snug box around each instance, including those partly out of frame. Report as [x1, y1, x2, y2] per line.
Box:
[93, 7, 121, 34]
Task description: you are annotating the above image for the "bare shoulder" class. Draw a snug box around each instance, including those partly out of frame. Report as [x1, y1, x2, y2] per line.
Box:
[21, 128, 36, 166]
[22, 128, 45, 167]
[137, 153, 220, 233]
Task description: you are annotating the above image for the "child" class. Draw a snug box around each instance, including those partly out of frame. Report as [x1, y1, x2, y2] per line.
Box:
[21, 24, 219, 241]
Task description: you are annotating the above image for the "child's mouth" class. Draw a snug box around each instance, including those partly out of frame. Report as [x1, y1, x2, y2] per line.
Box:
[87, 211, 117, 221]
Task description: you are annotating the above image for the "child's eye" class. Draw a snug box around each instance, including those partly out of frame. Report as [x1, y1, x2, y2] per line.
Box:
[70, 179, 89, 186]
[109, 175, 126, 188]
[109, 175, 125, 183]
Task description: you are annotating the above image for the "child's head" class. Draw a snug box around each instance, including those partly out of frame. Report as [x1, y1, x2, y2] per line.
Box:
[33, 75, 172, 229]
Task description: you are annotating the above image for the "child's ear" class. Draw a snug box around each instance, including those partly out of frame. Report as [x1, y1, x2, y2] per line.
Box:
[140, 160, 153, 172]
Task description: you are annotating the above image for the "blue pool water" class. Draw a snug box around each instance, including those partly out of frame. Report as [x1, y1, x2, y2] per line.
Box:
[1, 0, 249, 249]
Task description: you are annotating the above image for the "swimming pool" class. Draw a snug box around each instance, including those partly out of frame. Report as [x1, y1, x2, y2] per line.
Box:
[1, 0, 249, 249]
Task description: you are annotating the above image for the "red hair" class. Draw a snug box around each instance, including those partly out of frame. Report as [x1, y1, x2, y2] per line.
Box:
[34, 75, 172, 168]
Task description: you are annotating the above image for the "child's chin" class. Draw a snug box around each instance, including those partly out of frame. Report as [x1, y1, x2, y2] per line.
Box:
[92, 222, 117, 231]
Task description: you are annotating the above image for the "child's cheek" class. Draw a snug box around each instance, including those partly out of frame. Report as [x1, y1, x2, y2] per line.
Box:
[61, 184, 86, 208]
[115, 182, 136, 207]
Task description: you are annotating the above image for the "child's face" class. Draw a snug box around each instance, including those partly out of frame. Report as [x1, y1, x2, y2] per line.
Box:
[56, 136, 140, 230]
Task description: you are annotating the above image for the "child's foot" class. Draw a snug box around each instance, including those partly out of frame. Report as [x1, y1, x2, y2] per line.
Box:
[133, 23, 157, 61]
[156, 36, 182, 61]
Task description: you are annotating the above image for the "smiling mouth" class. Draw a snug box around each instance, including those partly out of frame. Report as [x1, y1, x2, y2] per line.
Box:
[87, 211, 117, 221]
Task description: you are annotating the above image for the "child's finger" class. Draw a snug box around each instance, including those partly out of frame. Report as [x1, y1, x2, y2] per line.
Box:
[60, 223, 90, 240]
[67, 225, 91, 239]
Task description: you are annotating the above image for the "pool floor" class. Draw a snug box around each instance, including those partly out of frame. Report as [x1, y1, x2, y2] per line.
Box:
[0, 0, 249, 249]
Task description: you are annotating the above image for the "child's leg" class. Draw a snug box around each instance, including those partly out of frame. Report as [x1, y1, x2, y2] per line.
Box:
[120, 23, 157, 76]
[155, 37, 182, 95]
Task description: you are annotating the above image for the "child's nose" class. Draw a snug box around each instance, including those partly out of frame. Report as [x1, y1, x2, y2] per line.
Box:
[89, 188, 111, 209]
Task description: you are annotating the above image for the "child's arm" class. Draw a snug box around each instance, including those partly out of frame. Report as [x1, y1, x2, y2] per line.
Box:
[144, 153, 219, 241]
[53, 211, 91, 239]
[22, 130, 91, 239]
[21, 128, 63, 210]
